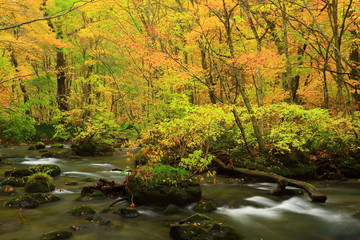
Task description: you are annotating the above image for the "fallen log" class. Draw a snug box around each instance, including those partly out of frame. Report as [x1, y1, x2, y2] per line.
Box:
[214, 159, 327, 203]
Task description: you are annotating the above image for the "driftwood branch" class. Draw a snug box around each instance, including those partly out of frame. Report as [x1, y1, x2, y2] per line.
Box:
[214, 159, 327, 203]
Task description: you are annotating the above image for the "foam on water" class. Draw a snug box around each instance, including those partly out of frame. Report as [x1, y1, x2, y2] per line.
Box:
[21, 157, 61, 165]
[61, 171, 100, 178]
[89, 163, 115, 167]
[218, 196, 358, 224]
[51, 189, 75, 194]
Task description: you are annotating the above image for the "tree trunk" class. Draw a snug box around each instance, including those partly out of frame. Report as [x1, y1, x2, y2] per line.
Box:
[214, 158, 327, 203]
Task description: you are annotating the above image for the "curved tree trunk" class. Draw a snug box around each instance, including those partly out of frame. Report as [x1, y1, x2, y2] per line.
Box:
[214, 159, 327, 203]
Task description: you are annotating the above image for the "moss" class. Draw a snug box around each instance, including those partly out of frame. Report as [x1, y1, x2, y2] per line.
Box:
[193, 200, 217, 213]
[86, 190, 106, 198]
[0, 177, 25, 187]
[24, 173, 55, 193]
[5, 194, 40, 209]
[69, 205, 96, 216]
[41, 230, 72, 240]
[4, 168, 33, 178]
[50, 143, 64, 149]
[32, 193, 61, 204]
[35, 142, 46, 149]
[29, 164, 61, 177]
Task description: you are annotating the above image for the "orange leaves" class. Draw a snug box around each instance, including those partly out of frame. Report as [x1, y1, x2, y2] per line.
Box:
[227, 49, 282, 73]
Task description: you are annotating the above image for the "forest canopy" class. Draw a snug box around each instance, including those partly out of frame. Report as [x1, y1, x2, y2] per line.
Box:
[0, 0, 359, 178]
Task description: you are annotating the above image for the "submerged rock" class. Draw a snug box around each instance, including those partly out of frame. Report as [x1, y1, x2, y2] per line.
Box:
[41, 230, 73, 240]
[193, 200, 217, 213]
[24, 173, 55, 193]
[163, 204, 182, 215]
[169, 214, 243, 240]
[69, 205, 96, 216]
[50, 143, 64, 149]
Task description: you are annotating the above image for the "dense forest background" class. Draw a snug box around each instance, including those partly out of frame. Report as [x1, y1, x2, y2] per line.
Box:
[0, 0, 359, 178]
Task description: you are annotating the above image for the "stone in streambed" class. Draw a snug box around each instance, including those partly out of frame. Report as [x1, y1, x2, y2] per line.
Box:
[41, 230, 72, 240]
[0, 177, 25, 187]
[69, 205, 96, 216]
[169, 213, 243, 240]
[193, 199, 217, 213]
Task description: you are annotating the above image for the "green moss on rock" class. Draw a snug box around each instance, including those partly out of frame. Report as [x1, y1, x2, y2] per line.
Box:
[69, 205, 96, 216]
[193, 200, 217, 213]
[5, 168, 33, 178]
[0, 177, 25, 187]
[29, 164, 61, 177]
[41, 230, 72, 240]
[24, 173, 55, 193]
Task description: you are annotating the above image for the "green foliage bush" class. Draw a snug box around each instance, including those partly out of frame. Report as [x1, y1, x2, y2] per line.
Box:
[0, 110, 35, 143]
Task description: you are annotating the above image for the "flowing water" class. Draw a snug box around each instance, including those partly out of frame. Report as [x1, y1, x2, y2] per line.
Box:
[0, 145, 359, 240]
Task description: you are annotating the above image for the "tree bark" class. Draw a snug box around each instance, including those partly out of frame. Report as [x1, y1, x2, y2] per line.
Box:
[214, 158, 327, 203]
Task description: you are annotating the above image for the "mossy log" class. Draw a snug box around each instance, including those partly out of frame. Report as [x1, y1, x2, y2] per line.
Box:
[214, 159, 327, 203]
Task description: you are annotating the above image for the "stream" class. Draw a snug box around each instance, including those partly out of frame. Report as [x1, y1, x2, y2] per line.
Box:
[0, 145, 359, 240]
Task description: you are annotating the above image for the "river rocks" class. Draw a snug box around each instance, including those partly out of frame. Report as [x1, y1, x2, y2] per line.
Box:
[5, 168, 33, 178]
[0, 177, 25, 187]
[169, 214, 243, 240]
[69, 205, 96, 216]
[4, 164, 61, 178]
[29, 164, 61, 177]
[41, 149, 74, 159]
[41, 230, 73, 240]
[35, 142, 46, 150]
[193, 200, 217, 213]
[32, 193, 61, 204]
[5, 194, 40, 208]
[126, 165, 202, 206]
[28, 145, 36, 150]
[0, 153, 4, 161]
[163, 204, 182, 215]
[0, 185, 17, 196]
[50, 143, 64, 149]
[24, 173, 55, 193]
[224, 178, 245, 184]
[114, 207, 140, 218]
[71, 141, 114, 156]
[81, 179, 125, 198]
[5, 193, 61, 209]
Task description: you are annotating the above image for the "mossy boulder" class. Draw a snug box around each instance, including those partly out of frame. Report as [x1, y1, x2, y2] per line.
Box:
[0, 153, 5, 160]
[69, 205, 96, 216]
[32, 193, 61, 204]
[41, 230, 73, 240]
[41, 149, 74, 159]
[71, 141, 114, 156]
[86, 190, 106, 199]
[193, 200, 217, 213]
[5, 194, 41, 208]
[0, 177, 26, 187]
[126, 164, 202, 206]
[24, 173, 55, 193]
[163, 204, 182, 215]
[169, 214, 243, 240]
[5, 193, 60, 208]
[5, 168, 33, 178]
[50, 143, 64, 149]
[0, 185, 17, 196]
[113, 207, 140, 218]
[28, 145, 36, 150]
[35, 142, 46, 150]
[29, 164, 61, 177]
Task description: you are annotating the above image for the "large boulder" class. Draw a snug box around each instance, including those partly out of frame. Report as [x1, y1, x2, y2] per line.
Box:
[169, 214, 243, 240]
[24, 173, 55, 193]
[71, 141, 114, 156]
[126, 164, 202, 206]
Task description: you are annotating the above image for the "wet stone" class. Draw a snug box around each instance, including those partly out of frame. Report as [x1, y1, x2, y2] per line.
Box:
[41, 230, 73, 240]
[114, 207, 140, 218]
[69, 205, 96, 216]
[163, 204, 182, 215]
[193, 200, 217, 213]
[0, 185, 17, 196]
